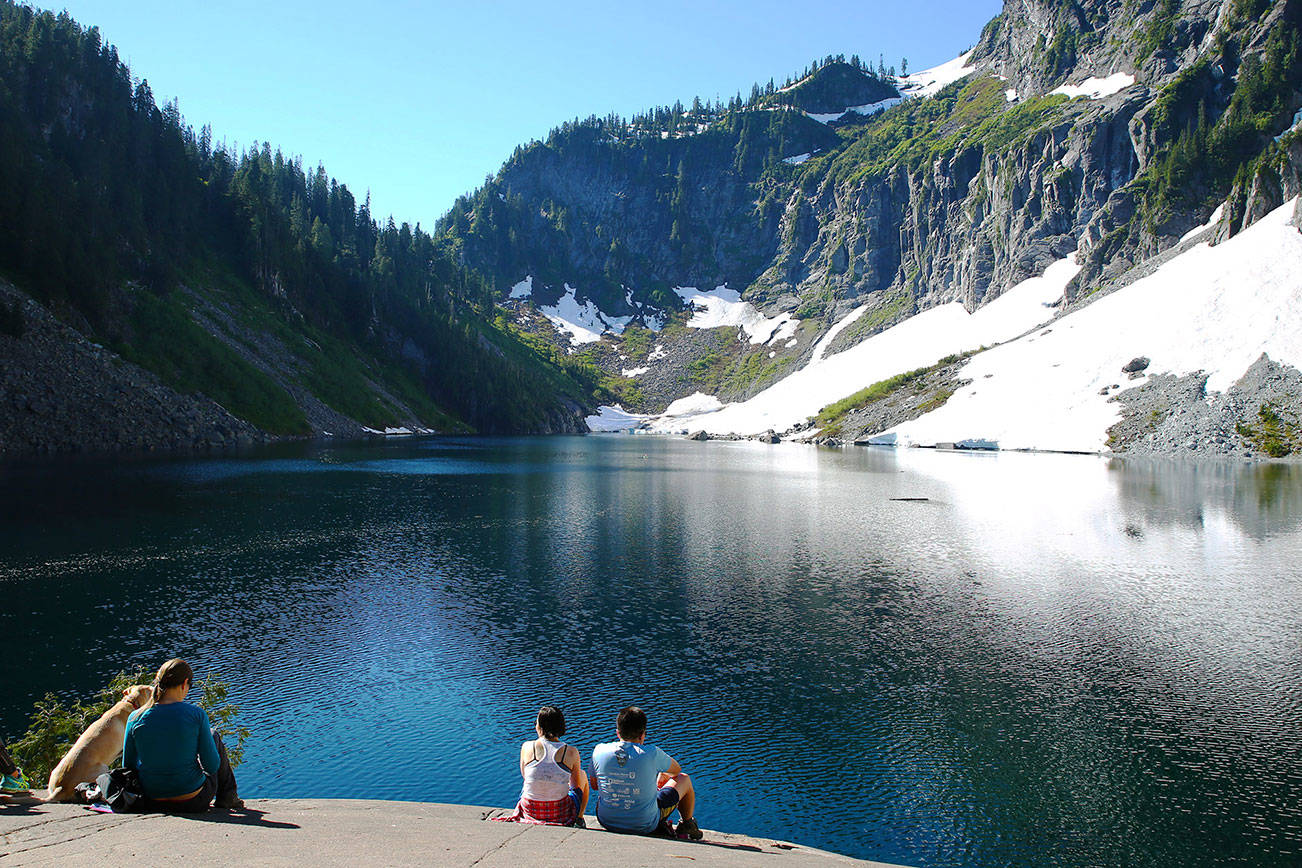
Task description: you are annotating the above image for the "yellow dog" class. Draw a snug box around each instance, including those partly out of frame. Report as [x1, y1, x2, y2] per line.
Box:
[46, 685, 152, 802]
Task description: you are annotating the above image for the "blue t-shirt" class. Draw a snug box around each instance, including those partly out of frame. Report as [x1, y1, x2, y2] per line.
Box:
[122, 702, 220, 799]
[589, 740, 673, 833]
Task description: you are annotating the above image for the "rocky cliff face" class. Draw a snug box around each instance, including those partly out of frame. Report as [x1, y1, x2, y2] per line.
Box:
[444, 0, 1300, 417]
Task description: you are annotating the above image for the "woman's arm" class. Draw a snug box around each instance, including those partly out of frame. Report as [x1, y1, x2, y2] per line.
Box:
[196, 710, 220, 775]
[569, 747, 588, 793]
[564, 745, 589, 814]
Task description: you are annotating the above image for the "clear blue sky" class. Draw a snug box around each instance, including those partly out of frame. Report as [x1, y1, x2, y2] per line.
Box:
[50, 0, 1001, 230]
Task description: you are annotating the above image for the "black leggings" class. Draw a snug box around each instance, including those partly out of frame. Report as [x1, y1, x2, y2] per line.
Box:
[0, 739, 18, 777]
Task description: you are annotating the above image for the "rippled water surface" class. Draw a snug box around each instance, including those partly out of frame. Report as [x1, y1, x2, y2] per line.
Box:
[3, 437, 1302, 866]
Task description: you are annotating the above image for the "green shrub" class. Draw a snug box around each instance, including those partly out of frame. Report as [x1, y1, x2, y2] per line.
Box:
[10, 666, 249, 784]
[1237, 403, 1299, 457]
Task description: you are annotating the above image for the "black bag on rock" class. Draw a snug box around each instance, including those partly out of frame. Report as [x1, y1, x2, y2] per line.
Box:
[88, 768, 145, 812]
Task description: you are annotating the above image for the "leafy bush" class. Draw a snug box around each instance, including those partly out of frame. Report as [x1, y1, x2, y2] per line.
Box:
[9, 666, 249, 784]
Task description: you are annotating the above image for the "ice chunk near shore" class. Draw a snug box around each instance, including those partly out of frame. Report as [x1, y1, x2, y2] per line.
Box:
[586, 405, 650, 432]
[1051, 73, 1135, 100]
[648, 258, 1080, 435]
[674, 286, 800, 346]
[889, 198, 1302, 452]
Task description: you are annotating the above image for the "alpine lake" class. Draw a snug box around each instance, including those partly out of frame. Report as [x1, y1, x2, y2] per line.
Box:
[2, 435, 1300, 867]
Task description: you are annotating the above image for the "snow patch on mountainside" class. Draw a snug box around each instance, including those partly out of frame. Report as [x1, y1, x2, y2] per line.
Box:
[509, 276, 533, 299]
[1051, 73, 1135, 100]
[886, 198, 1302, 452]
[899, 52, 976, 98]
[674, 286, 800, 345]
[810, 304, 868, 364]
[1180, 203, 1225, 243]
[664, 392, 724, 417]
[646, 257, 1080, 434]
[540, 284, 633, 345]
[805, 96, 905, 124]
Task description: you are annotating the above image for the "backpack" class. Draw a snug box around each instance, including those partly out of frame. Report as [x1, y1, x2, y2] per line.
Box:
[88, 768, 145, 813]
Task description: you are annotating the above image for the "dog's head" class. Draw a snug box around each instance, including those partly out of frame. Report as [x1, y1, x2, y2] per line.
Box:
[123, 685, 153, 708]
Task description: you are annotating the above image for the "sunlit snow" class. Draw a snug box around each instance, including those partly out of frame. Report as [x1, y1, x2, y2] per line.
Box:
[810, 304, 868, 364]
[508, 276, 533, 299]
[1051, 73, 1135, 99]
[663, 392, 724, 417]
[674, 286, 800, 345]
[647, 258, 1080, 435]
[540, 284, 633, 345]
[1179, 203, 1225, 243]
[899, 51, 976, 98]
[805, 96, 905, 125]
[887, 199, 1302, 452]
[622, 366, 650, 378]
[585, 405, 649, 432]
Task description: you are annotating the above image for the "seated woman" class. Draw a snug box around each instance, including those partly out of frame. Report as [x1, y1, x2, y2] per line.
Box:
[498, 706, 588, 827]
[122, 658, 242, 812]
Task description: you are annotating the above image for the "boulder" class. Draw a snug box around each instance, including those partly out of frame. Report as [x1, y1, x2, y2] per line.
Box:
[1122, 356, 1151, 373]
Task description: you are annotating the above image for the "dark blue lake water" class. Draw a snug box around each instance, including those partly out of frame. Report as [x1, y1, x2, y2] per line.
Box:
[2, 436, 1301, 866]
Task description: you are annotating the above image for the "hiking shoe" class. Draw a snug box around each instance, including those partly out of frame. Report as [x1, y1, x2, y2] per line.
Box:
[675, 817, 702, 840]
[1, 773, 30, 794]
[571, 815, 587, 829]
[215, 795, 244, 810]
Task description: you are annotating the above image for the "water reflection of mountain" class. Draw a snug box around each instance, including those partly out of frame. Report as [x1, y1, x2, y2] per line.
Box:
[1108, 458, 1302, 541]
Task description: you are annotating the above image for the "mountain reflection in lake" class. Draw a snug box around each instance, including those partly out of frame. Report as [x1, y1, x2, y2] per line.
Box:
[2, 438, 1300, 867]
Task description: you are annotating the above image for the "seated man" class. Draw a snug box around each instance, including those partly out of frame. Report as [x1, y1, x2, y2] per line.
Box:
[588, 706, 701, 840]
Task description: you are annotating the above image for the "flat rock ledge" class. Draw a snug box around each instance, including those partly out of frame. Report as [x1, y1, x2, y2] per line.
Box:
[0, 796, 904, 867]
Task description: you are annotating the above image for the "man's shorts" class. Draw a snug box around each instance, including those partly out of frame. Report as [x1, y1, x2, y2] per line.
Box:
[657, 784, 680, 820]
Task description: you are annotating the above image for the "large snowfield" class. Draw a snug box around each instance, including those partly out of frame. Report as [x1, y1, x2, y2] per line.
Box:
[591, 199, 1302, 453]
[890, 199, 1302, 451]
[644, 257, 1081, 435]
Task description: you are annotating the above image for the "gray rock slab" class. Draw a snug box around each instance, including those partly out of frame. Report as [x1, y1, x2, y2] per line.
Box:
[0, 797, 904, 867]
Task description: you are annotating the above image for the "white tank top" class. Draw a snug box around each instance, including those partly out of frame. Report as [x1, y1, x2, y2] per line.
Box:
[521, 739, 572, 801]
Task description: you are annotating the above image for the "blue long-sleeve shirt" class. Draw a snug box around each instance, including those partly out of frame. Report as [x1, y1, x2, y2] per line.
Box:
[122, 702, 219, 798]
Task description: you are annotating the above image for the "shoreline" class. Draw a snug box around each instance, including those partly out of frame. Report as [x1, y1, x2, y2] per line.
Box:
[0, 796, 907, 867]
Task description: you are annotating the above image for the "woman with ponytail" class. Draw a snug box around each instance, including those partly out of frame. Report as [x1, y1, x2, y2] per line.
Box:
[121, 659, 242, 812]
